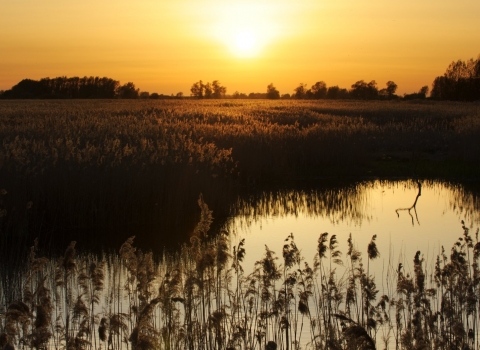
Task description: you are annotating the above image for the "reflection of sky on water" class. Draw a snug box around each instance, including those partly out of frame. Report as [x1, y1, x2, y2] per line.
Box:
[228, 180, 480, 285]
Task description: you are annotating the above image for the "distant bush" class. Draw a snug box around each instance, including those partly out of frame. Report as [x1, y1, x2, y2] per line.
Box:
[139, 91, 150, 99]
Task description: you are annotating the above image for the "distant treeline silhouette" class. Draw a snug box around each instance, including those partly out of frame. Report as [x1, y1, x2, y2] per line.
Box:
[0, 76, 183, 100]
[0, 76, 146, 99]
[1, 54, 479, 100]
[226, 80, 425, 101]
[431, 55, 480, 101]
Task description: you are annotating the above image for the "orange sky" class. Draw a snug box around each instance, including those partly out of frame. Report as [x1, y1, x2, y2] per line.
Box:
[1, 0, 480, 95]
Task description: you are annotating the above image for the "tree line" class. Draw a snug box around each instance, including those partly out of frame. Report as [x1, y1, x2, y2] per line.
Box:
[1, 54, 479, 100]
[207, 80, 428, 100]
[191, 54, 479, 101]
[431, 55, 480, 101]
[0, 76, 159, 99]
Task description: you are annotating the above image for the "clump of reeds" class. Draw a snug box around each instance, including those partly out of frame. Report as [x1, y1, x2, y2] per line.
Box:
[1, 195, 480, 350]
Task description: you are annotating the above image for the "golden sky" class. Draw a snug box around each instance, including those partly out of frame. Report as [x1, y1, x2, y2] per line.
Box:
[1, 0, 479, 95]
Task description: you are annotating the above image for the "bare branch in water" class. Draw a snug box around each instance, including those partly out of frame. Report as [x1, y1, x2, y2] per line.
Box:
[395, 180, 422, 226]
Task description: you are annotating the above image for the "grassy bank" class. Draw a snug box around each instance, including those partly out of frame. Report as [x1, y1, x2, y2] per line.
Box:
[1, 197, 480, 350]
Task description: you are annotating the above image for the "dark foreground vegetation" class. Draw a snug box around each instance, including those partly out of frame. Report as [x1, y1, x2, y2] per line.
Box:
[1, 196, 480, 350]
[1, 99, 479, 252]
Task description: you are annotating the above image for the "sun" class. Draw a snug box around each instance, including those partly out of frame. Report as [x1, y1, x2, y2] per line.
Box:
[209, 2, 283, 59]
[232, 30, 258, 58]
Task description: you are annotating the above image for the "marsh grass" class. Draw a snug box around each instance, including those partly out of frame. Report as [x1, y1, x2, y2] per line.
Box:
[1, 197, 480, 350]
[1, 100, 480, 253]
[1, 99, 480, 348]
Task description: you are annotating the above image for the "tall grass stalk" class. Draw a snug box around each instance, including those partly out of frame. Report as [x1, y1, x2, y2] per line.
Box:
[1, 198, 480, 349]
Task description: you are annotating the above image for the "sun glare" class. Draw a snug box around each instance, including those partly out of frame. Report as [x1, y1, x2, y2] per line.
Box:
[232, 31, 258, 57]
[210, 1, 283, 59]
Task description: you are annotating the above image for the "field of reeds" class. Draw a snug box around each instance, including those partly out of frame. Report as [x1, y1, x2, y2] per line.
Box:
[1, 99, 479, 247]
[1, 196, 480, 350]
[1, 99, 480, 300]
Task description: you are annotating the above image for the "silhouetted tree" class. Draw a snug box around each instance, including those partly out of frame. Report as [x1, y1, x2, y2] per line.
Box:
[419, 86, 429, 97]
[117, 82, 139, 99]
[378, 81, 398, 99]
[350, 80, 378, 99]
[310, 81, 327, 99]
[266, 83, 280, 99]
[211, 80, 227, 98]
[190, 80, 205, 98]
[2, 79, 40, 98]
[475, 58, 480, 77]
[326, 86, 340, 99]
[386, 81, 397, 97]
[204, 82, 213, 98]
[431, 76, 448, 100]
[404, 86, 429, 100]
[325, 86, 349, 99]
[281, 93, 291, 99]
[378, 88, 388, 98]
[190, 80, 226, 98]
[445, 59, 472, 80]
[176, 92, 184, 99]
[293, 83, 308, 99]
[248, 92, 267, 99]
[431, 54, 480, 101]
[232, 91, 248, 99]
[150, 93, 160, 99]
[139, 91, 150, 99]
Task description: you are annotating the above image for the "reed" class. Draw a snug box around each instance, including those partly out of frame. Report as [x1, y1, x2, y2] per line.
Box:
[1, 197, 479, 350]
[1, 100, 479, 256]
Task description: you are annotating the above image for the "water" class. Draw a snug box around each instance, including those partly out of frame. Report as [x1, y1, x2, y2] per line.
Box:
[228, 179, 480, 288]
[1, 179, 480, 350]
[225, 179, 480, 349]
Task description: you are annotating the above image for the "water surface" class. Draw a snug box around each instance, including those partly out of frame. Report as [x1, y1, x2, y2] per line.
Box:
[227, 179, 480, 277]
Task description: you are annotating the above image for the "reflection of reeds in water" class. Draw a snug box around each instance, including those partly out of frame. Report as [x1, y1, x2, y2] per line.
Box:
[228, 180, 480, 232]
[229, 183, 369, 229]
[1, 198, 480, 350]
[445, 182, 480, 225]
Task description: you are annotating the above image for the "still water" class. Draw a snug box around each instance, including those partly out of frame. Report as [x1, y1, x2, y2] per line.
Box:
[226, 179, 480, 348]
[227, 179, 480, 280]
[1, 179, 479, 350]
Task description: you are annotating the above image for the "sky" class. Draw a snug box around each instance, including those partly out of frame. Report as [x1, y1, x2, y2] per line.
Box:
[1, 0, 480, 96]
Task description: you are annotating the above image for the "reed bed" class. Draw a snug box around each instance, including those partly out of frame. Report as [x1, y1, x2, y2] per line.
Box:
[1, 100, 479, 321]
[1, 196, 480, 350]
[1, 100, 480, 184]
[1, 99, 480, 348]
[1, 99, 479, 248]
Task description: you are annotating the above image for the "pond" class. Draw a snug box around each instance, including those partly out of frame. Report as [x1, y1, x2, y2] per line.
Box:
[1, 178, 480, 350]
[227, 179, 480, 281]
[222, 179, 480, 348]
